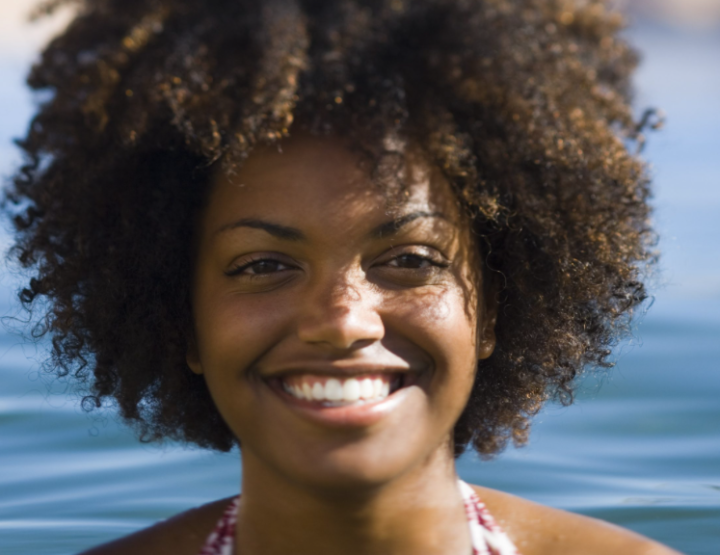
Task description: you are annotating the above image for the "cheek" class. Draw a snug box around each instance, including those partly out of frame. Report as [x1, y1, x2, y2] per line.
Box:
[191, 286, 295, 429]
[389, 282, 477, 349]
[193, 292, 292, 443]
[194, 280, 288, 361]
[385, 285, 479, 388]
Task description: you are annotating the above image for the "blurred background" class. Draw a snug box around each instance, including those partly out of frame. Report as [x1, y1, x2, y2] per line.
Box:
[0, 1, 718, 554]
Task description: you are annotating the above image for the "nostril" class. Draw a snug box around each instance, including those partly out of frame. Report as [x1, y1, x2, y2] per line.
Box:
[296, 309, 385, 350]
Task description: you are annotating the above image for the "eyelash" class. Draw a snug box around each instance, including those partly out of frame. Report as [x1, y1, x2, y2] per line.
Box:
[225, 256, 296, 277]
[384, 252, 450, 270]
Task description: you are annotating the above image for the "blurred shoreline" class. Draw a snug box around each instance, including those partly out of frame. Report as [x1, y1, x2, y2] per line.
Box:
[618, 0, 720, 30]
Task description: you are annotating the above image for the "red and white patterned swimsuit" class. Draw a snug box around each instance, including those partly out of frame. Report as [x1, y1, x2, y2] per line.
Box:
[198, 480, 520, 555]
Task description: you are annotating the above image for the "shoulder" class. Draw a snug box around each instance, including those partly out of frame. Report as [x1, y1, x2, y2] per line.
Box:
[76, 497, 235, 555]
[469, 485, 683, 555]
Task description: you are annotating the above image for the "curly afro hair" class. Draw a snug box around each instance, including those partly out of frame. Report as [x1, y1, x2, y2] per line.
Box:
[5, 0, 655, 457]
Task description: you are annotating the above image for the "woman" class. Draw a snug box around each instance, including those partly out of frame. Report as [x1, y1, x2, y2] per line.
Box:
[6, 0, 677, 553]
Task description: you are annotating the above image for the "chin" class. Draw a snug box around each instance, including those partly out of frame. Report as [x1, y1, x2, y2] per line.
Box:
[263, 432, 454, 497]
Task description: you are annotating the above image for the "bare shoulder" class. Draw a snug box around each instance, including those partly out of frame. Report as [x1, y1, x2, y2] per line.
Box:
[470, 485, 683, 555]
[77, 497, 234, 555]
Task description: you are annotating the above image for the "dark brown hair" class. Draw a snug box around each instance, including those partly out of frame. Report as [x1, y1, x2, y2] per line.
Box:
[5, 0, 655, 457]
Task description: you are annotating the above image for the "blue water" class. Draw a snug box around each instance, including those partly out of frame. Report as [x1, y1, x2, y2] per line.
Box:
[1, 20, 718, 555]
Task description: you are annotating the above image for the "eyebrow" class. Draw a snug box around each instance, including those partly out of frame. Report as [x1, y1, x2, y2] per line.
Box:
[370, 211, 449, 239]
[214, 211, 448, 242]
[215, 218, 305, 241]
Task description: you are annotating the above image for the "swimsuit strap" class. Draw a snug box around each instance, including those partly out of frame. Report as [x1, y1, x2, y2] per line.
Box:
[458, 480, 520, 555]
[199, 480, 520, 555]
[197, 496, 240, 555]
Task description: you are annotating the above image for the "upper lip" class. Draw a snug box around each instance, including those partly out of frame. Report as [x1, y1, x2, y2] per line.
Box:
[260, 363, 416, 380]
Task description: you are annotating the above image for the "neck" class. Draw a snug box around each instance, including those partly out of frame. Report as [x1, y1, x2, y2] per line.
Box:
[235, 443, 472, 555]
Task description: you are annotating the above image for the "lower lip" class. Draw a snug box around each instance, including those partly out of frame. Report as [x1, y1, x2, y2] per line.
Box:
[266, 378, 416, 428]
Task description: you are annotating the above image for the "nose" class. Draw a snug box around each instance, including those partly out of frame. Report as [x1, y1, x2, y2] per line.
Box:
[296, 266, 384, 351]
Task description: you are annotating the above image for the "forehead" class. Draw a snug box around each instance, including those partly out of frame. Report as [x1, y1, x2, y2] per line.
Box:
[204, 134, 461, 231]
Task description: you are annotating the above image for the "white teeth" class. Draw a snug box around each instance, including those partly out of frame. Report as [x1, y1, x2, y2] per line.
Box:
[312, 382, 325, 400]
[360, 378, 374, 400]
[325, 379, 344, 401]
[283, 376, 399, 404]
[342, 379, 361, 402]
[302, 382, 313, 400]
[373, 378, 383, 398]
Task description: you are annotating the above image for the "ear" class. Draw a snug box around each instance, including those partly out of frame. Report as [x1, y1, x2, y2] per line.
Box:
[186, 338, 204, 375]
[477, 278, 499, 361]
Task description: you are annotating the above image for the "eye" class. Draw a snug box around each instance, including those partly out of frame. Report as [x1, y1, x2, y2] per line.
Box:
[386, 253, 438, 269]
[373, 247, 451, 286]
[225, 257, 295, 277]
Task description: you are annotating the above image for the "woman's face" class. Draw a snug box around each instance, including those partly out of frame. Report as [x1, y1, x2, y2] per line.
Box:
[188, 135, 496, 490]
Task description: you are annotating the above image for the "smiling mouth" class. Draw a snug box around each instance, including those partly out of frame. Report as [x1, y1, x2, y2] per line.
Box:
[268, 373, 410, 407]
